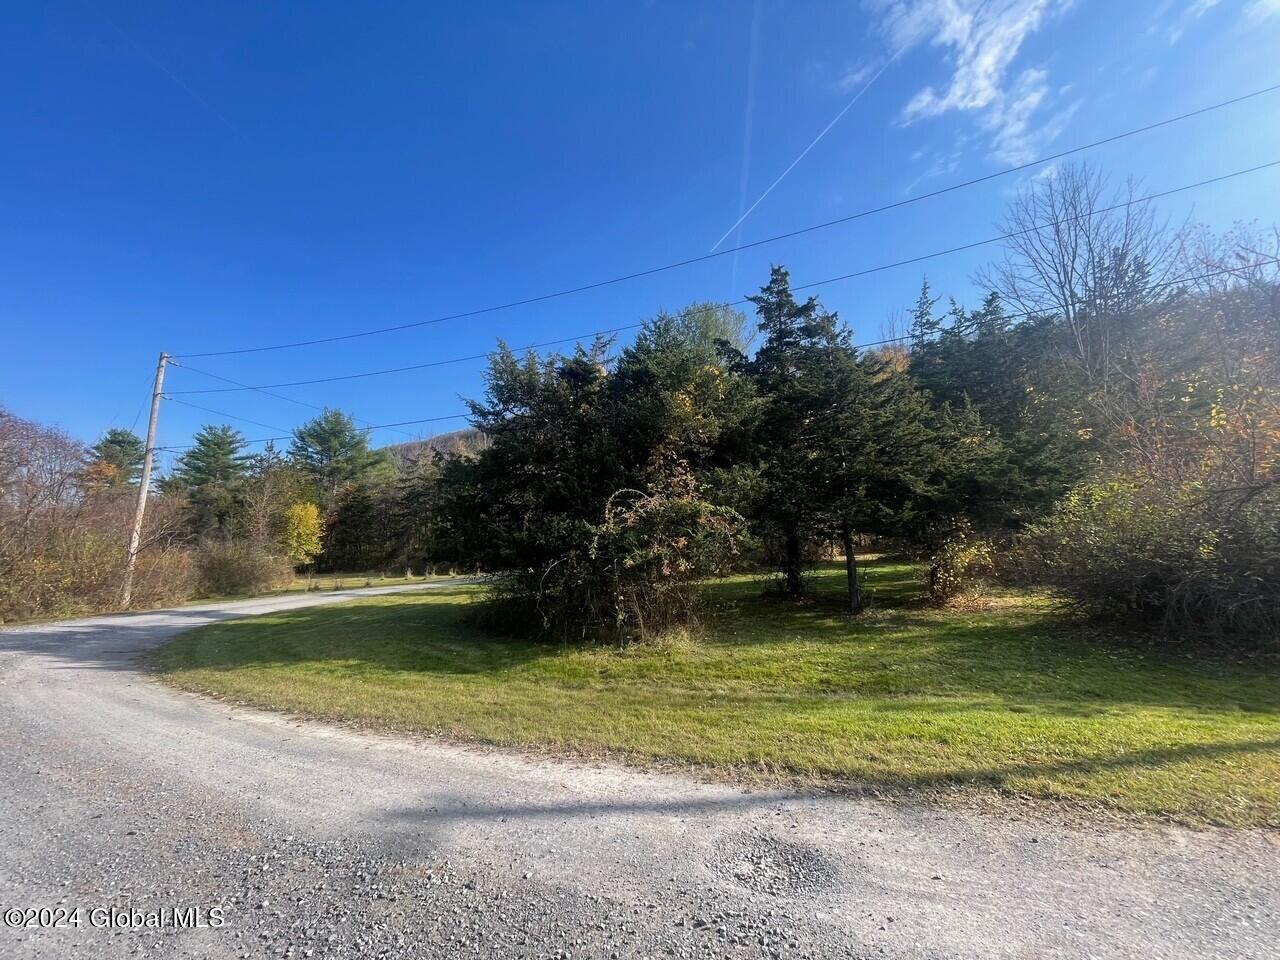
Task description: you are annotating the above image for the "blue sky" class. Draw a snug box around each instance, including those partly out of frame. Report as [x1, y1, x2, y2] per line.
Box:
[4, 0, 1280, 468]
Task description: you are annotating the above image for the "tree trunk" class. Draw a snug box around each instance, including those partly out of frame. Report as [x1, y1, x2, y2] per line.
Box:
[842, 523, 862, 614]
[784, 524, 803, 599]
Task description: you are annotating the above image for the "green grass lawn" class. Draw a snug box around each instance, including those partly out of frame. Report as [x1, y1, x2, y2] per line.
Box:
[151, 559, 1280, 827]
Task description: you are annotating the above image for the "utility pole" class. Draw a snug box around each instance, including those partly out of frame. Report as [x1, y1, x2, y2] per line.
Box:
[121, 352, 168, 609]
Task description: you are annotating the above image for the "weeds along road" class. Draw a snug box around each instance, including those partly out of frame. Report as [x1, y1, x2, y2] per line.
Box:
[0, 584, 1275, 960]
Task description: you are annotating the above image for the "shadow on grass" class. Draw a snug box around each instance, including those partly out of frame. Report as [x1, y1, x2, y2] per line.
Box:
[150, 585, 562, 679]
[12, 569, 1278, 819]
[132, 561, 1280, 722]
[892, 735, 1280, 792]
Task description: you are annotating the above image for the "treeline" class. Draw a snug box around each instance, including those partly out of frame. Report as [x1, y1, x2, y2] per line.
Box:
[1, 414, 190, 618]
[417, 165, 1278, 646]
[0, 406, 458, 620]
[3, 164, 1277, 644]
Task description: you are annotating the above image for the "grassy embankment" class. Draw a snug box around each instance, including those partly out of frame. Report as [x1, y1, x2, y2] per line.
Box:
[152, 559, 1280, 827]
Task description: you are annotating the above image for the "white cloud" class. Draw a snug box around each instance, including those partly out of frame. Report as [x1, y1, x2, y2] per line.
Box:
[1160, 0, 1278, 46]
[901, 145, 964, 196]
[1246, 0, 1280, 22]
[864, 0, 1075, 163]
[901, 129, 974, 194]
[1166, 0, 1223, 44]
[977, 66, 1048, 163]
[837, 57, 882, 93]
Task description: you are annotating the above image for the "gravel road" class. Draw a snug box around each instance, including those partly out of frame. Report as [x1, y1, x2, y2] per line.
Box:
[1, 583, 1275, 959]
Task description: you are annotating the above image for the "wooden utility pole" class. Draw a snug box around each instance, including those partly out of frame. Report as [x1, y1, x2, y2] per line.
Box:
[121, 352, 168, 609]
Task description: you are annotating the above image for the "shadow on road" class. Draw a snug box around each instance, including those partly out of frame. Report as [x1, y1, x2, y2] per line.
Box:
[368, 733, 1280, 828]
[380, 790, 805, 828]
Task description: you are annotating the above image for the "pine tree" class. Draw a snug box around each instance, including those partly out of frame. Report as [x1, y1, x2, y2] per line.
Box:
[822, 353, 943, 612]
[745, 266, 852, 598]
[173, 424, 252, 535]
[909, 278, 942, 345]
[86, 428, 145, 489]
[743, 267, 953, 610]
[289, 409, 394, 502]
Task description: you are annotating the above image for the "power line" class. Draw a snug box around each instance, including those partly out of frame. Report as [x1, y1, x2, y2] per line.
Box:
[170, 81, 1280, 360]
[163, 397, 293, 434]
[171, 324, 647, 393]
[155, 412, 471, 453]
[127, 390, 150, 433]
[167, 160, 1280, 395]
[787, 160, 1280, 295]
[169, 360, 326, 411]
[156, 256, 1280, 452]
[843, 256, 1280, 350]
[168, 359, 417, 439]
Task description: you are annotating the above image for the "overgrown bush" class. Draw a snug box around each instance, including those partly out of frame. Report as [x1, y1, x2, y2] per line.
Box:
[1016, 473, 1280, 647]
[0, 407, 194, 621]
[487, 489, 742, 644]
[928, 522, 997, 603]
[0, 522, 194, 622]
[195, 540, 292, 597]
[127, 546, 198, 610]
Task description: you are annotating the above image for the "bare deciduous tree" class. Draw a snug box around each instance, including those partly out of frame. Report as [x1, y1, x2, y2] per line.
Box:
[975, 162, 1176, 392]
[0, 407, 192, 620]
[0, 409, 87, 581]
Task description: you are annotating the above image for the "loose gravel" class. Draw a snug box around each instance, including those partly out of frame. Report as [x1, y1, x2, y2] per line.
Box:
[708, 832, 836, 898]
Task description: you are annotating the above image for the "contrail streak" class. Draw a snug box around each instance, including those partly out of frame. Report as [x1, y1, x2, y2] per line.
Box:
[710, 49, 901, 252]
[100, 11, 240, 135]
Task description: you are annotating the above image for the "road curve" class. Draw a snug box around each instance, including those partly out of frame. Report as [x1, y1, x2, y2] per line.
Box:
[0, 583, 1275, 959]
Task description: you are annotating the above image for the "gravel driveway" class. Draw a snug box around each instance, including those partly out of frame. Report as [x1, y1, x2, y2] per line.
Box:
[0, 582, 1275, 959]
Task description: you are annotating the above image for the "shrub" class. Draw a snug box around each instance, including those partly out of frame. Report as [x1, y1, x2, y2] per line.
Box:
[195, 540, 292, 597]
[0, 408, 194, 622]
[1016, 473, 1280, 648]
[0, 524, 194, 622]
[928, 522, 996, 603]
[487, 489, 742, 644]
[124, 546, 197, 611]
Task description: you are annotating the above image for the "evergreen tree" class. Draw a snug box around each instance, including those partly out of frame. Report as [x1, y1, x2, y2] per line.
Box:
[289, 409, 394, 502]
[434, 322, 745, 638]
[908, 278, 942, 346]
[85, 428, 145, 489]
[908, 287, 1089, 533]
[821, 353, 944, 612]
[744, 266, 851, 598]
[173, 424, 252, 535]
[320, 483, 395, 571]
[738, 267, 959, 609]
